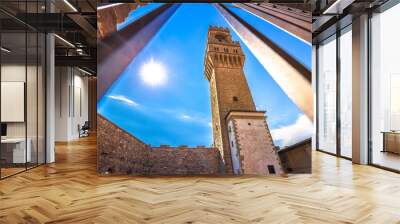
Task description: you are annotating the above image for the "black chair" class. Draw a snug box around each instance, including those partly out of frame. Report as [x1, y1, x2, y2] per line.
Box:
[79, 121, 90, 138]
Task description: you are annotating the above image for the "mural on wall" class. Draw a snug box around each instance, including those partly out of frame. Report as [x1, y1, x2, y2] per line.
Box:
[97, 3, 313, 176]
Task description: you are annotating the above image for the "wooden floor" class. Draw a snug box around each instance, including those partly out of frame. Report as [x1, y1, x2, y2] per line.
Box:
[1, 135, 400, 224]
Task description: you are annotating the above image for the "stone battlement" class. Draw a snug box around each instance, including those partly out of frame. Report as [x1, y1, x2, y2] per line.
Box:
[208, 25, 229, 32]
[97, 115, 223, 176]
[147, 146, 222, 175]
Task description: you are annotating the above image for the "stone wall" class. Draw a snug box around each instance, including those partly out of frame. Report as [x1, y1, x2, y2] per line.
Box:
[278, 138, 311, 173]
[148, 146, 223, 175]
[97, 115, 223, 175]
[227, 111, 284, 175]
[97, 115, 150, 174]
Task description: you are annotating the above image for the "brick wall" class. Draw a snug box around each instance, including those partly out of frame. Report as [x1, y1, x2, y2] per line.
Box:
[148, 146, 223, 175]
[97, 115, 150, 174]
[278, 138, 311, 173]
[227, 111, 284, 175]
[97, 115, 223, 176]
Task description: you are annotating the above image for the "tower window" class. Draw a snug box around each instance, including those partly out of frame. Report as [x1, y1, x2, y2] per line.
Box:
[231, 141, 234, 147]
[267, 165, 276, 174]
[248, 122, 251, 126]
[233, 96, 238, 102]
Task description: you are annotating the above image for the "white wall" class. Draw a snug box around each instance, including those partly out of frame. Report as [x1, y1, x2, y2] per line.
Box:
[1, 65, 39, 138]
[1, 63, 46, 164]
[55, 67, 89, 141]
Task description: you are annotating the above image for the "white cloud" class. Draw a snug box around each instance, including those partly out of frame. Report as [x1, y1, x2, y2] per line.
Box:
[179, 114, 192, 120]
[270, 114, 313, 147]
[176, 112, 211, 127]
[108, 95, 139, 107]
[256, 104, 265, 111]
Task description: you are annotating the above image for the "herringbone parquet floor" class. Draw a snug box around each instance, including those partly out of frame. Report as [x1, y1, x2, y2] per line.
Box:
[1, 135, 400, 224]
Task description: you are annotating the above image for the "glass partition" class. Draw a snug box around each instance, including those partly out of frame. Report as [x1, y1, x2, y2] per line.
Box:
[370, 3, 400, 171]
[317, 35, 337, 154]
[1, 30, 28, 177]
[339, 26, 352, 158]
[0, 1, 46, 179]
[27, 31, 38, 169]
[38, 32, 45, 165]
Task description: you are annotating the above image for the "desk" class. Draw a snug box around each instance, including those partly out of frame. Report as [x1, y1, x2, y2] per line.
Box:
[382, 131, 400, 154]
[1, 138, 31, 163]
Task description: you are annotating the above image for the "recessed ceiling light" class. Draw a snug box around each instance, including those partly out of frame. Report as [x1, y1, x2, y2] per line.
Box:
[1, 47, 11, 53]
[63, 0, 78, 12]
[97, 3, 124, 11]
[78, 67, 93, 76]
[54, 34, 75, 48]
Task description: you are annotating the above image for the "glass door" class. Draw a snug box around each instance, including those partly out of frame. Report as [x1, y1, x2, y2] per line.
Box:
[317, 35, 337, 155]
[0, 1, 46, 179]
[1, 30, 28, 178]
[370, 2, 400, 171]
[339, 25, 352, 159]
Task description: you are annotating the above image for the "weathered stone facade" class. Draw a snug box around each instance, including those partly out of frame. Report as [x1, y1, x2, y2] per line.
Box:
[278, 138, 311, 173]
[97, 26, 286, 176]
[204, 26, 257, 173]
[148, 146, 223, 175]
[204, 26, 284, 175]
[98, 115, 150, 174]
[227, 111, 284, 175]
[98, 115, 223, 175]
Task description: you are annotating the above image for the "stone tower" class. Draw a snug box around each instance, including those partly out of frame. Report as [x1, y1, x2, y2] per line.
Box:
[204, 26, 284, 175]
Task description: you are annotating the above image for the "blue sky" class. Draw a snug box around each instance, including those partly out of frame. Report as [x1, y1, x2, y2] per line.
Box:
[98, 3, 312, 147]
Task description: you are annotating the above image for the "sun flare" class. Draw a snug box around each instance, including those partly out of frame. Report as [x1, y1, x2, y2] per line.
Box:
[140, 58, 167, 86]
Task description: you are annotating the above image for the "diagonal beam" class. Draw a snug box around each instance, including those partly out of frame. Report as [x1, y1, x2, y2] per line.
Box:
[67, 13, 97, 38]
[97, 3, 180, 100]
[216, 3, 313, 120]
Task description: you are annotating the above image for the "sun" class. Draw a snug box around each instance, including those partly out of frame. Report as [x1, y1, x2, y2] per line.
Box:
[139, 58, 167, 86]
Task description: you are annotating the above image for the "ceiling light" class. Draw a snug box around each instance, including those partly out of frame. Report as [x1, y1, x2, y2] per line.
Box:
[97, 3, 124, 11]
[78, 67, 93, 76]
[1, 47, 11, 53]
[63, 0, 78, 12]
[323, 0, 355, 15]
[54, 34, 75, 48]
